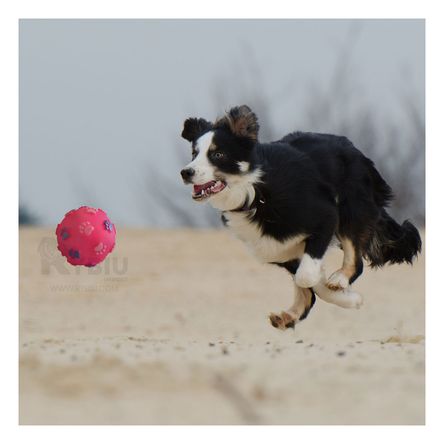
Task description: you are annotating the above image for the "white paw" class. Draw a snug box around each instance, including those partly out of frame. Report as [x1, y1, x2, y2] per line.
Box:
[343, 289, 363, 309]
[295, 255, 322, 288]
[326, 270, 349, 291]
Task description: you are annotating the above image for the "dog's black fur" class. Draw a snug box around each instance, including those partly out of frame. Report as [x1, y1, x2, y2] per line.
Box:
[259, 131, 422, 271]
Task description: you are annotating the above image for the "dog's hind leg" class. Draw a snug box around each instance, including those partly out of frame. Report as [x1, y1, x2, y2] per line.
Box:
[269, 284, 316, 330]
[326, 237, 364, 291]
[314, 271, 363, 309]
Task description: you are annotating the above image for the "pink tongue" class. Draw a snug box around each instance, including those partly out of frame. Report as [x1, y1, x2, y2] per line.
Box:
[212, 182, 225, 192]
[193, 181, 214, 193]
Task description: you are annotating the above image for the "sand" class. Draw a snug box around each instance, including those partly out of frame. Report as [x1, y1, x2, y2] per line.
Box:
[19, 227, 425, 425]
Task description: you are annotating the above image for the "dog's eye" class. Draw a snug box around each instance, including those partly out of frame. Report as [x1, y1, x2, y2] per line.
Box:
[213, 152, 224, 159]
[192, 150, 197, 159]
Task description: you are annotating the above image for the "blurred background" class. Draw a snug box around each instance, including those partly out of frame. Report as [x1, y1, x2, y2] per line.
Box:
[19, 19, 425, 227]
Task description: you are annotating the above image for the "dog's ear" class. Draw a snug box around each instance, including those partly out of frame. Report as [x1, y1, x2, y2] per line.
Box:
[181, 118, 213, 143]
[216, 105, 259, 141]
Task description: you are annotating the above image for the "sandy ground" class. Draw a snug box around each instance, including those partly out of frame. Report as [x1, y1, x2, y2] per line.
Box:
[19, 227, 425, 425]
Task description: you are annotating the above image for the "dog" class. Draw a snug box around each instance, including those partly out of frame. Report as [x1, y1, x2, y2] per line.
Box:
[180, 105, 422, 330]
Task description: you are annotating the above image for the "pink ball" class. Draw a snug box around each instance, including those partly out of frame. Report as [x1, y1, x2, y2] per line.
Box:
[56, 206, 117, 267]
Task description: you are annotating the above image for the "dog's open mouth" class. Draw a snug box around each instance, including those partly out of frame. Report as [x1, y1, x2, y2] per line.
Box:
[192, 180, 226, 200]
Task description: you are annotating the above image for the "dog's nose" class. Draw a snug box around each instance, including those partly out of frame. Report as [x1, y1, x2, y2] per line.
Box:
[180, 168, 195, 181]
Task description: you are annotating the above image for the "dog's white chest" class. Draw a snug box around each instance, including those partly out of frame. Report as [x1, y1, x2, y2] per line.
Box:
[223, 211, 306, 263]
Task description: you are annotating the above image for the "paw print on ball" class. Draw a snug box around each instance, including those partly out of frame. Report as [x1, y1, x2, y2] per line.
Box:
[79, 221, 94, 236]
[104, 219, 114, 232]
[68, 249, 80, 259]
[94, 242, 108, 256]
[60, 228, 70, 240]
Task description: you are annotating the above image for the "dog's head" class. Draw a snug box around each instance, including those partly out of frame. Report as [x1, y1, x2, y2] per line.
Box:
[180, 105, 260, 208]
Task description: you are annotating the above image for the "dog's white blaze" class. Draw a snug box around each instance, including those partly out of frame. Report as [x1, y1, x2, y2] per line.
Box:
[185, 131, 216, 184]
[223, 211, 307, 263]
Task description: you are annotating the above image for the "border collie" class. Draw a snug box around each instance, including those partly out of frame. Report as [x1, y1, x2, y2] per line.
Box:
[180, 105, 422, 330]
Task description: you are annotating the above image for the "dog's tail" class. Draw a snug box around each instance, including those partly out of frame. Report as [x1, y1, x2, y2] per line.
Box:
[364, 208, 422, 267]
[366, 157, 394, 208]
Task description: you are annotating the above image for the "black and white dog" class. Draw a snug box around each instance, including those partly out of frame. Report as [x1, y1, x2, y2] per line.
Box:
[180, 105, 422, 330]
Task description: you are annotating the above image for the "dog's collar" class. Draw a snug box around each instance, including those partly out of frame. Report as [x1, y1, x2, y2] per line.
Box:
[227, 185, 266, 214]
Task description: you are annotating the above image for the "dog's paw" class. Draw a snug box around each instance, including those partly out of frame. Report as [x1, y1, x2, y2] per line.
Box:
[294, 264, 322, 288]
[326, 270, 349, 291]
[269, 311, 296, 330]
[343, 289, 364, 309]
[295, 256, 322, 288]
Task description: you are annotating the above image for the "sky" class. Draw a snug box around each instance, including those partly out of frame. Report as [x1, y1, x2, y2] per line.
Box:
[19, 19, 425, 227]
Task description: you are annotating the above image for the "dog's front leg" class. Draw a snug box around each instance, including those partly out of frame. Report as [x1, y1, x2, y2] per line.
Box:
[295, 231, 333, 288]
[269, 283, 316, 330]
